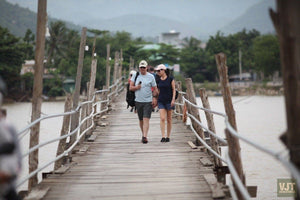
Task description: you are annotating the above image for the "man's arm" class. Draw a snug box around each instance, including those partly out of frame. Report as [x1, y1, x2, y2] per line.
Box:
[129, 80, 141, 91]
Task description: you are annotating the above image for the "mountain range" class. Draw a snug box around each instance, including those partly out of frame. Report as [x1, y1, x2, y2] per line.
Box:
[2, 0, 276, 40]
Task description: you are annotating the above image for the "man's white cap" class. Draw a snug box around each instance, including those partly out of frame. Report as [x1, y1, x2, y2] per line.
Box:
[155, 64, 167, 70]
[139, 60, 148, 68]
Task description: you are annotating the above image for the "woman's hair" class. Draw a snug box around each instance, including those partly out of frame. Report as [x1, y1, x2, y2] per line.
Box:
[165, 68, 170, 77]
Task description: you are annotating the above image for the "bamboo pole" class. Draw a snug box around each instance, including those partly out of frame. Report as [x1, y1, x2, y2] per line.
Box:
[199, 88, 222, 167]
[215, 53, 245, 199]
[185, 78, 205, 142]
[54, 94, 72, 170]
[106, 44, 111, 88]
[270, 0, 300, 173]
[69, 27, 87, 147]
[28, 0, 47, 191]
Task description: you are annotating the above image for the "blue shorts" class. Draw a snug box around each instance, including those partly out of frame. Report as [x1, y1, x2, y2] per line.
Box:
[158, 102, 175, 110]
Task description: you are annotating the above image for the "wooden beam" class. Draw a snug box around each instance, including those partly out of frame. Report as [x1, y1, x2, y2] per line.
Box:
[215, 53, 245, 199]
[270, 0, 300, 170]
[69, 27, 87, 147]
[28, 0, 47, 191]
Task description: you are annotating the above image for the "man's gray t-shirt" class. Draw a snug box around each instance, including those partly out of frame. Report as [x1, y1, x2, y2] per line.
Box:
[131, 72, 157, 103]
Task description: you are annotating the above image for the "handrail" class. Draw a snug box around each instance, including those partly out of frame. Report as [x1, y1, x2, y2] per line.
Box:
[16, 77, 124, 188]
[173, 93, 300, 199]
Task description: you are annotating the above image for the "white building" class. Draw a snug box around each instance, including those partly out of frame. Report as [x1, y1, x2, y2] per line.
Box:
[159, 30, 183, 49]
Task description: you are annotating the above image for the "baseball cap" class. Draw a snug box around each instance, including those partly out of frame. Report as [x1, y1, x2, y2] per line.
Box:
[155, 64, 166, 71]
[139, 60, 148, 68]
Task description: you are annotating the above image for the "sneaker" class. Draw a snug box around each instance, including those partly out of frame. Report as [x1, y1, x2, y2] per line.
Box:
[165, 138, 170, 142]
[142, 137, 148, 144]
[160, 137, 166, 142]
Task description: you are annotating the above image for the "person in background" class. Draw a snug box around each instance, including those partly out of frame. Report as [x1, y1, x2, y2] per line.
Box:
[148, 66, 156, 78]
[0, 77, 22, 200]
[155, 64, 176, 143]
[130, 60, 158, 144]
[127, 70, 137, 112]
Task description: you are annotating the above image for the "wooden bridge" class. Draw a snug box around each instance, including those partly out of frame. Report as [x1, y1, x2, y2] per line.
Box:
[25, 90, 227, 200]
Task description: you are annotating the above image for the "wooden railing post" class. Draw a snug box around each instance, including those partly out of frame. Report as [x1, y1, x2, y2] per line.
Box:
[28, 0, 47, 191]
[79, 99, 87, 144]
[106, 44, 111, 88]
[119, 49, 123, 80]
[54, 94, 72, 170]
[270, 0, 300, 174]
[175, 81, 183, 120]
[101, 86, 109, 113]
[69, 27, 87, 147]
[215, 53, 245, 199]
[87, 59, 97, 136]
[113, 51, 119, 84]
[199, 88, 222, 167]
[185, 78, 205, 143]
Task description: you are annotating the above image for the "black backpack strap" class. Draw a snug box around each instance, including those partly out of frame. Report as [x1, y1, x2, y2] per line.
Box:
[133, 72, 139, 85]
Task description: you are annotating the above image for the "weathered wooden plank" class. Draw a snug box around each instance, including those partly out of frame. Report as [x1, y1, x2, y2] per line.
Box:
[24, 185, 50, 200]
[203, 174, 226, 199]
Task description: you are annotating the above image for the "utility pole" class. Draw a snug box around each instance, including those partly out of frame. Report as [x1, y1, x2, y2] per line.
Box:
[28, 0, 47, 191]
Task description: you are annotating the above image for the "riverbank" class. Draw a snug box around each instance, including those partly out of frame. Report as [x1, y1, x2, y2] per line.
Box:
[3, 82, 284, 103]
[194, 82, 284, 96]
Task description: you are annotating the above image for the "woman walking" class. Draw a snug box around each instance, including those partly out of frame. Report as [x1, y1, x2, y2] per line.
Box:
[155, 64, 176, 142]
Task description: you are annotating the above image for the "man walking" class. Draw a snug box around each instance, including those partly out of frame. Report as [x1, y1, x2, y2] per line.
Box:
[130, 60, 158, 143]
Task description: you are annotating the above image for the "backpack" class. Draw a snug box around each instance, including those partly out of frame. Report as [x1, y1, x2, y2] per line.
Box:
[126, 72, 139, 108]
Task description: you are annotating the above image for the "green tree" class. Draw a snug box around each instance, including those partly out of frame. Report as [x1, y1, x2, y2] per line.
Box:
[205, 30, 260, 80]
[155, 44, 179, 66]
[253, 34, 280, 78]
[22, 29, 35, 60]
[0, 26, 25, 93]
[180, 37, 208, 82]
[46, 21, 68, 68]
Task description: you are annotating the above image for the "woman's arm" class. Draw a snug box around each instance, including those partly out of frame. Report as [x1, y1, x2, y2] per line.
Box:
[171, 80, 176, 106]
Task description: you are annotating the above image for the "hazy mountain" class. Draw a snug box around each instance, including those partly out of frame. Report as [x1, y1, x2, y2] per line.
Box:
[220, 0, 276, 35]
[3, 0, 276, 40]
[0, 0, 81, 37]
[80, 14, 199, 38]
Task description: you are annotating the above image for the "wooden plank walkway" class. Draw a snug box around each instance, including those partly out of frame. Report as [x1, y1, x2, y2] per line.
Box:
[37, 92, 225, 200]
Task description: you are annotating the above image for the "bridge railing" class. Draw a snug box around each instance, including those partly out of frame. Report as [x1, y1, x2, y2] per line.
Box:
[16, 77, 125, 188]
[173, 79, 300, 200]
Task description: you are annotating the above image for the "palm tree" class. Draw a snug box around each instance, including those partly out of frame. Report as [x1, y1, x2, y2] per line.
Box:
[46, 21, 68, 68]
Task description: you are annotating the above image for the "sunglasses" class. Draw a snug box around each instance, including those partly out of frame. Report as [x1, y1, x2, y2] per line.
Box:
[156, 69, 164, 72]
[140, 67, 146, 69]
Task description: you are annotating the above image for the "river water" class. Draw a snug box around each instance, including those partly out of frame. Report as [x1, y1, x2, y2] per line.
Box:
[3, 96, 291, 199]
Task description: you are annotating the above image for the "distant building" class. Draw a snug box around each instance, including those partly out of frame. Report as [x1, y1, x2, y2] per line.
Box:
[20, 60, 56, 76]
[159, 30, 183, 49]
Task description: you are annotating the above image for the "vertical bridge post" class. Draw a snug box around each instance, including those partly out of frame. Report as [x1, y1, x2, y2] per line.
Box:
[215, 53, 246, 199]
[28, 0, 47, 191]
